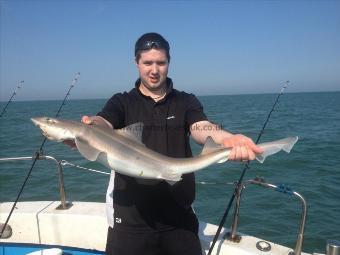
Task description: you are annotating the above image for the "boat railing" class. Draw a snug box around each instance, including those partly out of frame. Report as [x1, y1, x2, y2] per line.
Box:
[0, 155, 72, 210]
[225, 176, 307, 255]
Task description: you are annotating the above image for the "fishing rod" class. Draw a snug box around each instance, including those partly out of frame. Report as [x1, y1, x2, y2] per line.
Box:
[207, 81, 290, 255]
[0, 81, 24, 117]
[0, 72, 80, 239]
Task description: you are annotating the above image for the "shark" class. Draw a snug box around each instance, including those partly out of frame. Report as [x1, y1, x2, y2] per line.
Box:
[31, 117, 298, 182]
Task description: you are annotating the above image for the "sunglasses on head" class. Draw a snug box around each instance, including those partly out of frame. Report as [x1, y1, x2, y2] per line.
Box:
[136, 40, 169, 52]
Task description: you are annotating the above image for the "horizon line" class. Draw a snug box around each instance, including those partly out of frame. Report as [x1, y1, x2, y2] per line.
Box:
[1, 89, 339, 103]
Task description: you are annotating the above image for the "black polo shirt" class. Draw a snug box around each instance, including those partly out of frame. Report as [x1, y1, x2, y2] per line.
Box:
[97, 78, 207, 233]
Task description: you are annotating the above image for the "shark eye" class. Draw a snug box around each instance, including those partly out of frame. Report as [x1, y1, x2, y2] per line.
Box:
[46, 118, 57, 124]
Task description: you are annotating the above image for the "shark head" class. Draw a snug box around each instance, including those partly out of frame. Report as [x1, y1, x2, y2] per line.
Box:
[31, 117, 77, 142]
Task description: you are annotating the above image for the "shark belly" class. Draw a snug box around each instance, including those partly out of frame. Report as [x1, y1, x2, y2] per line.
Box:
[99, 151, 168, 180]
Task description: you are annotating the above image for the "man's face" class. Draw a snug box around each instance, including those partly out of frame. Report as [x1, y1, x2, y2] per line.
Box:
[136, 48, 169, 91]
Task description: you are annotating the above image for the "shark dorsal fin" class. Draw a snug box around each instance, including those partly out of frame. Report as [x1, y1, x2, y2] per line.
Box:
[116, 122, 144, 144]
[201, 136, 222, 155]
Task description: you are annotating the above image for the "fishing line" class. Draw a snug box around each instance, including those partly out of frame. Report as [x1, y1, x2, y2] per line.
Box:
[207, 81, 289, 255]
[0, 81, 24, 118]
[0, 73, 80, 238]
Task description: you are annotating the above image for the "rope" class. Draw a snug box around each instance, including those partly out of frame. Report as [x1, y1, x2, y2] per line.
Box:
[60, 161, 234, 184]
[196, 181, 234, 185]
[61, 160, 236, 186]
[60, 160, 110, 175]
[275, 184, 294, 196]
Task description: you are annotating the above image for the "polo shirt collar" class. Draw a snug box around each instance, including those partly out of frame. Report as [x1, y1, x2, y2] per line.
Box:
[134, 77, 174, 100]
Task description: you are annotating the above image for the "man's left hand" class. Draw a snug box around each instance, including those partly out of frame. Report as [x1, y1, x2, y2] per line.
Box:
[222, 134, 263, 161]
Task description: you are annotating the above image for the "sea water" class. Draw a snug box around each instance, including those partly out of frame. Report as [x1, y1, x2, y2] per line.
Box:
[0, 92, 339, 253]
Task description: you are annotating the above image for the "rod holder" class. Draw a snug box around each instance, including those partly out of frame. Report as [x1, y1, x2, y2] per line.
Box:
[327, 240, 340, 255]
[226, 177, 307, 255]
[0, 155, 72, 210]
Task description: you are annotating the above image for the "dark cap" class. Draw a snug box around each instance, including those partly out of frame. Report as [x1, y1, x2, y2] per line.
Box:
[135, 32, 170, 59]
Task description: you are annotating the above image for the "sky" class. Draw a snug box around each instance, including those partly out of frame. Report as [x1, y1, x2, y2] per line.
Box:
[0, 0, 339, 101]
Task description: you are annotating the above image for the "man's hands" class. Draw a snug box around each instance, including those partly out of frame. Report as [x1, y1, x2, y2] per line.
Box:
[222, 134, 263, 161]
[190, 121, 263, 161]
[81, 115, 94, 125]
[81, 115, 113, 129]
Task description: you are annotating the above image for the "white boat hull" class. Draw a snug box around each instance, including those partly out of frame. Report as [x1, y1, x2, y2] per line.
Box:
[0, 201, 312, 255]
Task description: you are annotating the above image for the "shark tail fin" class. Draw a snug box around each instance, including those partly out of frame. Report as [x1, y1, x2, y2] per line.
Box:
[256, 136, 298, 163]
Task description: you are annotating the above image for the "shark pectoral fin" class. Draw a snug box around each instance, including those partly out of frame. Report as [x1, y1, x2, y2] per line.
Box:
[256, 136, 299, 163]
[75, 137, 102, 161]
[201, 136, 223, 155]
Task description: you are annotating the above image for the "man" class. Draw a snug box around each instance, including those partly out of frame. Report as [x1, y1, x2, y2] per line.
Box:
[82, 33, 262, 255]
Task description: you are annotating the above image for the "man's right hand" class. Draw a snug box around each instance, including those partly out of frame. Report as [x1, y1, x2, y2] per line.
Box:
[81, 115, 95, 125]
[81, 115, 113, 129]
[63, 115, 113, 150]
[62, 116, 96, 149]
